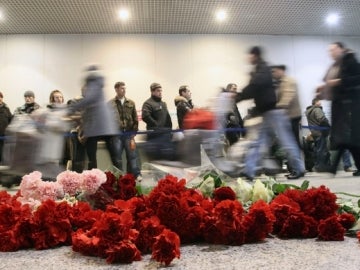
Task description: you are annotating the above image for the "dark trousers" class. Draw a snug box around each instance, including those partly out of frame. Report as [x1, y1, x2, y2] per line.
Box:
[313, 134, 330, 170]
[69, 132, 86, 173]
[331, 145, 360, 173]
[290, 116, 301, 148]
[85, 135, 122, 170]
[0, 138, 3, 163]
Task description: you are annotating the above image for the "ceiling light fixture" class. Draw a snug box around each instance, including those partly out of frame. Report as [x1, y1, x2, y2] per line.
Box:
[326, 13, 339, 25]
[216, 10, 227, 22]
[118, 9, 130, 21]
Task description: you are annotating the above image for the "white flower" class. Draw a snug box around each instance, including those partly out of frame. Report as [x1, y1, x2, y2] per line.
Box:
[228, 178, 253, 203]
[252, 179, 274, 203]
[198, 176, 215, 197]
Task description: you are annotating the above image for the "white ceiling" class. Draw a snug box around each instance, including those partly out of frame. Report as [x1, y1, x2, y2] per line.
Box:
[0, 0, 359, 35]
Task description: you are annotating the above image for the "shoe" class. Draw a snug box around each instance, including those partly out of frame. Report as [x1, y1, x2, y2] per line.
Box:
[286, 171, 305, 180]
[344, 167, 355, 172]
[136, 175, 143, 182]
[353, 171, 360, 176]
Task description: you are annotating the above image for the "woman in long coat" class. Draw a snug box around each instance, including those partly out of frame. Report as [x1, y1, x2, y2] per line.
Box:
[322, 42, 360, 175]
[68, 66, 121, 170]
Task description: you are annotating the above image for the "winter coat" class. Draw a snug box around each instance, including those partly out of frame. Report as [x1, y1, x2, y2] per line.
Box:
[13, 102, 40, 115]
[277, 76, 302, 119]
[237, 60, 277, 114]
[174, 95, 194, 129]
[68, 72, 118, 138]
[108, 97, 138, 133]
[142, 95, 172, 139]
[305, 105, 330, 138]
[0, 103, 12, 135]
[329, 50, 360, 148]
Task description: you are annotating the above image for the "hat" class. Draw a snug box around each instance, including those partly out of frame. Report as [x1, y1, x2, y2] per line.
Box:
[24, 90, 35, 97]
[150, 82, 162, 91]
[271, 65, 286, 71]
[248, 46, 262, 57]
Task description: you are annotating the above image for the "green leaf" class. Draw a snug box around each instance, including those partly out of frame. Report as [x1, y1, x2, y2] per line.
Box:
[300, 180, 310, 190]
[214, 175, 223, 188]
[272, 183, 287, 194]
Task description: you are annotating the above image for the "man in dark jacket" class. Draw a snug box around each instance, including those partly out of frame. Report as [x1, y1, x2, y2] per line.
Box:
[319, 41, 360, 176]
[174, 85, 194, 129]
[237, 46, 305, 180]
[305, 98, 331, 171]
[142, 82, 176, 160]
[13, 90, 40, 115]
[0, 91, 12, 162]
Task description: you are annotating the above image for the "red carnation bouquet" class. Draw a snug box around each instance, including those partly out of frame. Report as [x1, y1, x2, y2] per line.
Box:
[82, 171, 138, 210]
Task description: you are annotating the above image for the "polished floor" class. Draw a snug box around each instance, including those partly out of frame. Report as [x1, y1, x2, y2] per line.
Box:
[1, 170, 360, 270]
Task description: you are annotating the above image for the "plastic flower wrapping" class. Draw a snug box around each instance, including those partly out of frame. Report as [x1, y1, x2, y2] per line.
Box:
[0, 167, 360, 266]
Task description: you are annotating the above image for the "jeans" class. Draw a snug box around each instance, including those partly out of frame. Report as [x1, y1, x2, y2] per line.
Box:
[331, 146, 360, 173]
[342, 149, 352, 169]
[85, 135, 122, 170]
[117, 134, 141, 177]
[244, 109, 305, 178]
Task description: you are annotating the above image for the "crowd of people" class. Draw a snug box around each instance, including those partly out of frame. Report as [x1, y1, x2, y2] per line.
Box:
[1, 41, 360, 183]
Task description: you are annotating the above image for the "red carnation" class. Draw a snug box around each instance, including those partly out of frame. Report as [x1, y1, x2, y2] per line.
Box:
[152, 229, 180, 266]
[318, 216, 345, 241]
[213, 186, 236, 203]
[202, 215, 224, 244]
[105, 241, 141, 264]
[30, 200, 72, 249]
[243, 200, 275, 243]
[72, 229, 101, 257]
[336, 213, 356, 230]
[203, 200, 245, 245]
[135, 216, 165, 253]
[278, 212, 318, 238]
[301, 186, 338, 221]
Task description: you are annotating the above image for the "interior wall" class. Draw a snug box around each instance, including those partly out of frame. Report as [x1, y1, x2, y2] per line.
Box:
[0, 34, 359, 130]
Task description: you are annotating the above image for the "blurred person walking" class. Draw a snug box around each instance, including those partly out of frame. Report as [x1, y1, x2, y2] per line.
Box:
[223, 83, 244, 145]
[271, 65, 302, 146]
[236, 46, 305, 180]
[318, 41, 360, 176]
[46, 89, 71, 167]
[67, 90, 86, 173]
[109, 81, 142, 180]
[68, 65, 122, 170]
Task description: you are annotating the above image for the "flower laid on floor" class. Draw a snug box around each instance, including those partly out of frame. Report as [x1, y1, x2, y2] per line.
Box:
[0, 170, 359, 266]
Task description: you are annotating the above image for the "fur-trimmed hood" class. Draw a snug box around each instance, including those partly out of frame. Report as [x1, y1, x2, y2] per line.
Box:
[174, 95, 188, 106]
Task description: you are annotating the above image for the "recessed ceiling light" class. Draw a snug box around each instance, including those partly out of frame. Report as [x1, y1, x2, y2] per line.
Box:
[216, 10, 227, 22]
[326, 13, 339, 25]
[118, 9, 130, 21]
[0, 10, 4, 20]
